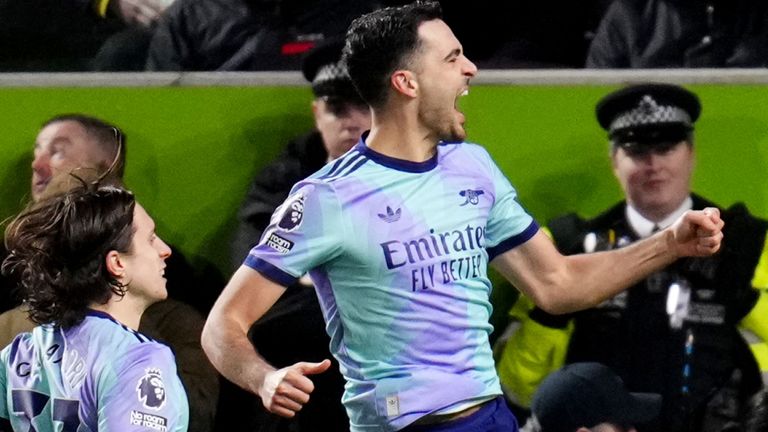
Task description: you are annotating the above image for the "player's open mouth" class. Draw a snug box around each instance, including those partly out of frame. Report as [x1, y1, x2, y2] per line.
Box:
[456, 89, 469, 105]
[455, 89, 469, 121]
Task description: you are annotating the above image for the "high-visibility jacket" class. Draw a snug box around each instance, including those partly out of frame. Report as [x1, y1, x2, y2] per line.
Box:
[497, 195, 768, 432]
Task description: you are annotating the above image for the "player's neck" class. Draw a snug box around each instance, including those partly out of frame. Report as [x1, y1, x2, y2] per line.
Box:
[90, 295, 147, 330]
[366, 109, 438, 162]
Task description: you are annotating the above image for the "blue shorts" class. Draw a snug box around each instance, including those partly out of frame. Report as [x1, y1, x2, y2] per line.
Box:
[401, 397, 519, 432]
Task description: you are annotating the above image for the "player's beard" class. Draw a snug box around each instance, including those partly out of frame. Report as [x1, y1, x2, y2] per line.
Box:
[420, 100, 466, 143]
[448, 116, 467, 142]
[439, 111, 467, 142]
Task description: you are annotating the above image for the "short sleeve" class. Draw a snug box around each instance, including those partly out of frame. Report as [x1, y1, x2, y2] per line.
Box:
[483, 152, 538, 260]
[243, 181, 346, 287]
[97, 343, 189, 432]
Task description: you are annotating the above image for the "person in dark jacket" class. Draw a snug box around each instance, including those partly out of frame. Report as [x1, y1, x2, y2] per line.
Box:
[587, 0, 768, 68]
[0, 0, 173, 71]
[523, 363, 662, 432]
[497, 83, 768, 432]
[145, 0, 379, 71]
[220, 37, 370, 432]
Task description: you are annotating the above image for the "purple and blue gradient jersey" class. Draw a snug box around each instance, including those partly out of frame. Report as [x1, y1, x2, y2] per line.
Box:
[246, 137, 538, 431]
[0, 311, 188, 432]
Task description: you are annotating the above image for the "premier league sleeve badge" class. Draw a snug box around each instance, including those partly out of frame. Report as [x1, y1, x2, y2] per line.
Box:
[136, 368, 167, 410]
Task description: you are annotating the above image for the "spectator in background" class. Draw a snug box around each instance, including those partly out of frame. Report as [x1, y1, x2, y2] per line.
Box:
[22, 114, 223, 314]
[146, 0, 380, 71]
[91, 0, 178, 70]
[230, 36, 371, 264]
[0, 182, 189, 432]
[221, 36, 370, 432]
[0, 114, 220, 432]
[0, 115, 129, 318]
[587, 0, 768, 68]
[497, 84, 768, 432]
[522, 362, 662, 432]
[107, 0, 174, 27]
[0, 0, 174, 71]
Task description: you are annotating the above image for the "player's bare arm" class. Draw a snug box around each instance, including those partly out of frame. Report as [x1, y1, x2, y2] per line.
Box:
[492, 208, 724, 314]
[201, 266, 330, 417]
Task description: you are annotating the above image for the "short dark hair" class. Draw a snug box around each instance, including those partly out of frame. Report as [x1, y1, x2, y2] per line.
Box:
[343, 1, 442, 109]
[2, 183, 136, 328]
[42, 114, 127, 179]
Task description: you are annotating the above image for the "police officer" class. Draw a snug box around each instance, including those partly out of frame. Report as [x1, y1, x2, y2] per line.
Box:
[498, 83, 768, 432]
[230, 36, 371, 267]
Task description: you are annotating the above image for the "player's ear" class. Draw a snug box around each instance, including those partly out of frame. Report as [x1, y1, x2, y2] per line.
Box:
[391, 70, 418, 98]
[105, 250, 127, 279]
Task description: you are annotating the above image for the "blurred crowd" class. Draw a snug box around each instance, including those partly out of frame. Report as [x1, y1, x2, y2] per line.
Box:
[2, 0, 768, 72]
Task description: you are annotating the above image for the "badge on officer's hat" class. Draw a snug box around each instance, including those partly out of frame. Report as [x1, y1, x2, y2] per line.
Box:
[596, 83, 701, 149]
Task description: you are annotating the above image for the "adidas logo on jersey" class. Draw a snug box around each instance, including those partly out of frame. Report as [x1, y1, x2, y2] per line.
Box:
[378, 206, 401, 223]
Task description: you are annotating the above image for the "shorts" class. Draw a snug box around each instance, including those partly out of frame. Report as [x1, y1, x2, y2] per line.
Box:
[401, 397, 519, 432]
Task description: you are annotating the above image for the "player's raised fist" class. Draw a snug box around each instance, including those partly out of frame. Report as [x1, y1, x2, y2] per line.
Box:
[668, 207, 724, 258]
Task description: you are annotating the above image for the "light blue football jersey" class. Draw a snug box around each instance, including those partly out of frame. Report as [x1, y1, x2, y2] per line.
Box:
[0, 311, 188, 432]
[246, 137, 537, 431]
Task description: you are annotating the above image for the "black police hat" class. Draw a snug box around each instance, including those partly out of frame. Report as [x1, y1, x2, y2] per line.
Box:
[301, 36, 363, 104]
[532, 363, 662, 432]
[596, 83, 701, 148]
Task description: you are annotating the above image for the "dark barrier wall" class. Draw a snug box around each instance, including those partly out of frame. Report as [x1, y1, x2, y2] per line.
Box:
[1, 83, 767, 281]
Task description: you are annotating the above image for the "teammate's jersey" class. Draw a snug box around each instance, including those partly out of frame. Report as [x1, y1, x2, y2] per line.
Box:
[246, 137, 537, 431]
[0, 311, 188, 432]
